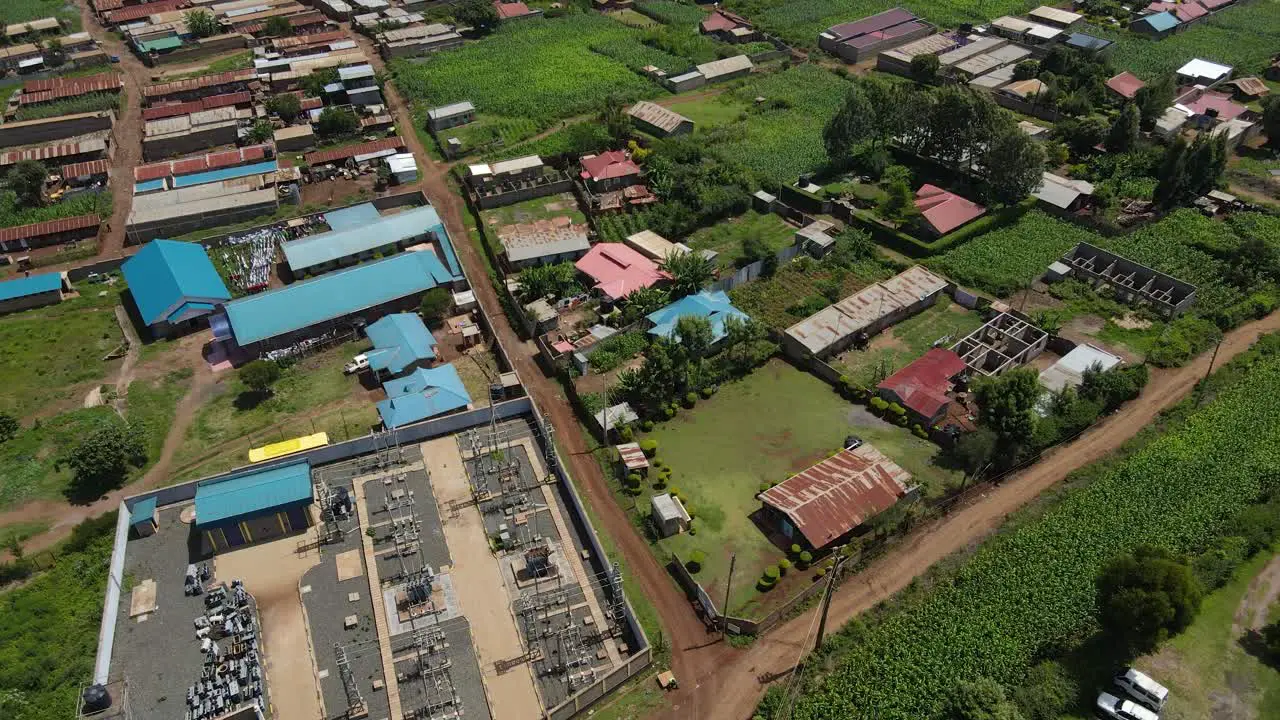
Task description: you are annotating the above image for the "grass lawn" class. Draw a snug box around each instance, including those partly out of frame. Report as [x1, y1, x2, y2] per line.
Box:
[453, 347, 501, 406]
[0, 286, 123, 419]
[172, 341, 375, 477]
[730, 257, 893, 331]
[0, 520, 50, 548]
[833, 296, 983, 385]
[607, 8, 659, 28]
[664, 95, 750, 129]
[1, 0, 82, 30]
[480, 191, 586, 228]
[639, 359, 962, 618]
[684, 211, 796, 270]
[1132, 548, 1280, 720]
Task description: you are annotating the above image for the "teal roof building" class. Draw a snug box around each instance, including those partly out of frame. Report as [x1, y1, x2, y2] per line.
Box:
[365, 313, 437, 375]
[376, 364, 471, 428]
[121, 240, 230, 331]
[646, 290, 749, 344]
[221, 251, 457, 347]
[194, 460, 315, 553]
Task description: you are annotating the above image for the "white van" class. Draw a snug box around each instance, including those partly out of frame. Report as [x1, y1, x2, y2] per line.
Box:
[1096, 692, 1159, 720]
[1115, 668, 1169, 712]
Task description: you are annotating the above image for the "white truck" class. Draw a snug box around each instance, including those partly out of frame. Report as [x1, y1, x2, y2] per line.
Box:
[343, 354, 369, 375]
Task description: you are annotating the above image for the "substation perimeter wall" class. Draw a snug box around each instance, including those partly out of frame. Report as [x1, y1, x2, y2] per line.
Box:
[93, 397, 652, 717]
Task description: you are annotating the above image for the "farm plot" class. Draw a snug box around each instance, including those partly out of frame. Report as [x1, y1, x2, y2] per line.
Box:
[392, 15, 671, 147]
[640, 359, 961, 619]
[0, 0, 81, 30]
[784, 338, 1280, 720]
[730, 255, 893, 330]
[1087, 0, 1280, 80]
[709, 64, 851, 185]
[481, 191, 586, 228]
[684, 210, 797, 270]
[723, 0, 1034, 49]
[0, 189, 111, 231]
[929, 210, 1100, 297]
[834, 296, 984, 385]
[634, 0, 706, 26]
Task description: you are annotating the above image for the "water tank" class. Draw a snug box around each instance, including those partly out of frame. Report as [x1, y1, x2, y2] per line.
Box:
[82, 684, 112, 713]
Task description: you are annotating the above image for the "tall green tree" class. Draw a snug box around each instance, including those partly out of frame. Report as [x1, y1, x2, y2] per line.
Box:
[662, 251, 714, 299]
[418, 288, 452, 326]
[316, 107, 358, 137]
[878, 178, 917, 224]
[454, 0, 500, 32]
[65, 421, 147, 501]
[516, 261, 578, 300]
[265, 15, 292, 37]
[910, 53, 940, 83]
[1096, 545, 1202, 655]
[1134, 75, 1176, 128]
[943, 676, 1026, 720]
[1262, 95, 1280, 147]
[0, 412, 18, 443]
[183, 9, 220, 38]
[982, 126, 1046, 206]
[266, 93, 302, 121]
[6, 160, 46, 207]
[1104, 103, 1140, 154]
[239, 359, 282, 395]
[823, 86, 875, 164]
[974, 367, 1042, 448]
[1183, 132, 1228, 197]
[1153, 136, 1191, 209]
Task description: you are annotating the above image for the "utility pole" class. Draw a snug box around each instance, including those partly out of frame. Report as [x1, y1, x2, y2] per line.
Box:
[814, 551, 852, 650]
[721, 553, 736, 634]
[1201, 336, 1224, 386]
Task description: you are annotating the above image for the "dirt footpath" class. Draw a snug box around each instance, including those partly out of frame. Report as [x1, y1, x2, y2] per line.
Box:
[215, 525, 325, 720]
[652, 309, 1280, 720]
[420, 437, 543, 720]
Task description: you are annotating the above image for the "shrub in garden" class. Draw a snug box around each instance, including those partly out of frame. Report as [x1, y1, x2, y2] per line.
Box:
[913, 424, 929, 439]
[790, 544, 802, 556]
[799, 550, 813, 568]
[764, 565, 781, 582]
[652, 457, 663, 468]
[700, 386, 714, 399]
[668, 486, 680, 498]
[640, 419, 654, 432]
[688, 550, 706, 573]
[617, 425, 634, 442]
[870, 397, 889, 414]
[684, 392, 698, 408]
[759, 482, 770, 493]
[888, 402, 906, 419]
[778, 558, 791, 574]
[816, 567, 827, 578]
[662, 405, 676, 419]
[625, 473, 641, 488]
[688, 523, 697, 535]
[639, 439, 658, 457]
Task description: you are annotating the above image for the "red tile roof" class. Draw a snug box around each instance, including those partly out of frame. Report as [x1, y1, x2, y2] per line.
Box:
[1106, 71, 1146, 99]
[170, 157, 208, 176]
[579, 150, 640, 182]
[914, 184, 986, 235]
[134, 144, 273, 181]
[105, 0, 191, 23]
[20, 73, 123, 105]
[92, 0, 125, 11]
[142, 91, 251, 120]
[61, 159, 109, 179]
[1177, 88, 1247, 121]
[1198, 0, 1234, 8]
[143, 68, 257, 100]
[878, 348, 966, 420]
[701, 10, 749, 33]
[493, 1, 535, 19]
[304, 136, 406, 165]
[1147, 0, 1208, 21]
[574, 243, 668, 301]
[134, 162, 174, 182]
[759, 444, 913, 549]
[0, 214, 100, 244]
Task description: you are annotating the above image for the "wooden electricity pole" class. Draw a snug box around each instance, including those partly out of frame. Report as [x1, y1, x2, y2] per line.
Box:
[721, 553, 736, 635]
[815, 551, 852, 650]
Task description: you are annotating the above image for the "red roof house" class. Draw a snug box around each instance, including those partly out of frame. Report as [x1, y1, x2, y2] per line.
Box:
[877, 348, 966, 424]
[701, 9, 751, 34]
[493, 1, 537, 19]
[759, 443, 914, 549]
[580, 150, 642, 192]
[1176, 87, 1248, 122]
[575, 243, 669, 302]
[1146, 1, 1208, 22]
[1106, 71, 1146, 100]
[914, 185, 986, 237]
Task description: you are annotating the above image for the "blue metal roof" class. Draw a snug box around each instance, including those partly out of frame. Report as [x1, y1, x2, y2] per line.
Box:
[135, 178, 167, 193]
[1065, 32, 1112, 51]
[224, 251, 457, 345]
[171, 160, 279, 188]
[366, 313, 437, 374]
[376, 364, 471, 428]
[281, 206, 449, 273]
[646, 290, 749, 344]
[323, 202, 380, 232]
[194, 460, 313, 527]
[0, 272, 65, 302]
[122, 240, 231, 326]
[1136, 11, 1179, 31]
[129, 496, 157, 526]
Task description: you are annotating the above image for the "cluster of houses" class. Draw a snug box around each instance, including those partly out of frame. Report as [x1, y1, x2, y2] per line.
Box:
[0, 19, 108, 75]
[1129, 0, 1240, 38]
[1105, 58, 1268, 148]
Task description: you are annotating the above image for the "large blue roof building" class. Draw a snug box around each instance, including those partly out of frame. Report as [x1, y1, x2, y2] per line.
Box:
[193, 459, 314, 554]
[646, 290, 749, 345]
[121, 240, 231, 337]
[376, 364, 471, 428]
[365, 313, 437, 375]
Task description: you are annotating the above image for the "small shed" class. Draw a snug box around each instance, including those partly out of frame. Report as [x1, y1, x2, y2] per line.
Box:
[650, 493, 690, 538]
[130, 496, 158, 538]
[387, 152, 418, 184]
[616, 442, 649, 475]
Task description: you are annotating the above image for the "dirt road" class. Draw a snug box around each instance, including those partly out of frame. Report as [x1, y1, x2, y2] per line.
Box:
[349, 30, 722, 688]
[652, 309, 1280, 720]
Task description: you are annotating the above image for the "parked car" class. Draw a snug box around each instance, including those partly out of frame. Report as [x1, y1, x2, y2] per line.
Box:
[343, 354, 369, 375]
[1115, 668, 1169, 712]
[1097, 692, 1159, 720]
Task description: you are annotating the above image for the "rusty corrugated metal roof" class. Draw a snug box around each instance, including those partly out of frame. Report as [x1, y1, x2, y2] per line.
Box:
[20, 73, 123, 104]
[273, 29, 346, 50]
[759, 444, 912, 548]
[0, 214, 100, 243]
[105, 0, 191, 23]
[304, 136, 405, 165]
[143, 68, 257, 99]
[61, 159, 110, 179]
[0, 137, 107, 166]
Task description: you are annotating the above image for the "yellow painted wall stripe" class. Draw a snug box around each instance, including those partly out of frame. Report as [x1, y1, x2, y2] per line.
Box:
[206, 530, 219, 552]
[240, 521, 253, 543]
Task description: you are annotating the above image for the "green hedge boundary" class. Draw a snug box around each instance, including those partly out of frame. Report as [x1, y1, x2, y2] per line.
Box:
[842, 198, 1037, 258]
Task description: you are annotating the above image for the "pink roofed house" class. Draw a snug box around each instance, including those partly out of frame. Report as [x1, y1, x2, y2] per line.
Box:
[914, 184, 987, 237]
[1146, 0, 1208, 22]
[580, 150, 642, 192]
[493, 1, 539, 20]
[1176, 86, 1248, 122]
[877, 348, 967, 424]
[575, 243, 669, 302]
[1106, 71, 1146, 100]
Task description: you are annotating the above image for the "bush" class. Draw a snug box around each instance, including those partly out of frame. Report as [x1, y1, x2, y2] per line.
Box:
[651, 457, 663, 468]
[758, 481, 770, 493]
[700, 386, 714, 399]
[684, 392, 698, 407]
[778, 558, 791, 574]
[689, 523, 698, 535]
[913, 424, 929, 439]
[688, 550, 706, 573]
[764, 565, 781, 581]
[888, 402, 906, 418]
[639, 439, 658, 457]
[799, 550, 813, 568]
[641, 419, 654, 432]
[419, 287, 452, 325]
[617, 425, 634, 442]
[816, 567, 827, 578]
[662, 405, 676, 419]
[870, 397, 889, 413]
[790, 543, 802, 556]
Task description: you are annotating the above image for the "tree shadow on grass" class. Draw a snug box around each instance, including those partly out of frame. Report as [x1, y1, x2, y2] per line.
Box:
[233, 390, 271, 411]
[1238, 628, 1280, 670]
